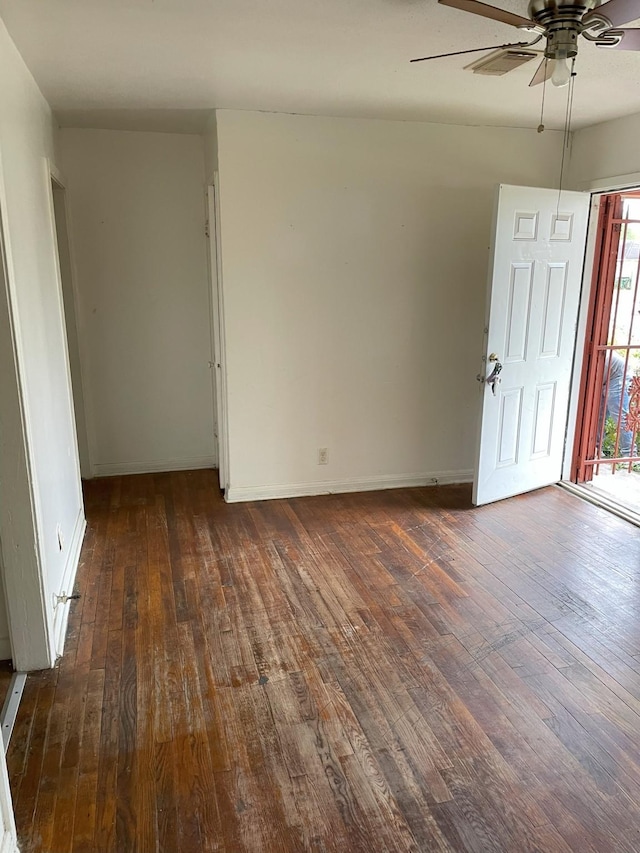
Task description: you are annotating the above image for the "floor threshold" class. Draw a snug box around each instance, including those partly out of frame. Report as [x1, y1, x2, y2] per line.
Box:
[558, 480, 640, 528]
[0, 673, 26, 754]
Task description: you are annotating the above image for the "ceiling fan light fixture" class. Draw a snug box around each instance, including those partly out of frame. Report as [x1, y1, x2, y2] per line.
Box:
[551, 49, 572, 85]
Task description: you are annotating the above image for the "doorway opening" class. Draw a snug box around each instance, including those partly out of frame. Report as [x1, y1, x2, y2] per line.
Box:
[572, 190, 640, 511]
[473, 184, 591, 506]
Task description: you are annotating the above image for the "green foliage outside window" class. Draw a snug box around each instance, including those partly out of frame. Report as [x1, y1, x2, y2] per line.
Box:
[602, 415, 640, 469]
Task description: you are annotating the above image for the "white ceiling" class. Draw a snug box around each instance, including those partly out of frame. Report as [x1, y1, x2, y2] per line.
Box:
[0, 0, 639, 132]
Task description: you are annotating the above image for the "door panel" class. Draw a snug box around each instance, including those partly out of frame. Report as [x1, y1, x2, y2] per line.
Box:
[540, 264, 567, 357]
[505, 264, 533, 361]
[497, 388, 523, 466]
[473, 185, 590, 506]
[532, 382, 556, 458]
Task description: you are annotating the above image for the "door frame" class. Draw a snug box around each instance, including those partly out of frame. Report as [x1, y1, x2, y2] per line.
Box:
[474, 184, 591, 505]
[44, 160, 88, 657]
[0, 150, 55, 672]
[206, 175, 230, 494]
[564, 174, 640, 484]
[0, 152, 33, 851]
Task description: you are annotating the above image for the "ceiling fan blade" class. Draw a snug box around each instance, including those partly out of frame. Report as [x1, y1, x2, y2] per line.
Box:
[438, 0, 535, 29]
[583, 0, 640, 27]
[596, 27, 640, 49]
[528, 57, 553, 86]
[410, 41, 532, 62]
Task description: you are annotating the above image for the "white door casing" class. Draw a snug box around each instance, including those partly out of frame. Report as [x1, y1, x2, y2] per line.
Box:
[0, 746, 17, 853]
[473, 185, 590, 506]
[207, 180, 230, 492]
[205, 185, 220, 470]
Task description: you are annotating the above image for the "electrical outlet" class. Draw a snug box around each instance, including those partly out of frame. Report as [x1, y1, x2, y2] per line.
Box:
[318, 447, 328, 465]
[56, 524, 64, 552]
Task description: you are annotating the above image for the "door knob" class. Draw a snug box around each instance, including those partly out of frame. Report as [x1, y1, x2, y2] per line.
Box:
[485, 357, 503, 396]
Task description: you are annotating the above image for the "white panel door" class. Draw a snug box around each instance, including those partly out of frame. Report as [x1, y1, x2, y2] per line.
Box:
[473, 185, 590, 506]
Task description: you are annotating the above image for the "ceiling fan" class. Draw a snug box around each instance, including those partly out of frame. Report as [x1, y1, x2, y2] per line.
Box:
[411, 0, 640, 87]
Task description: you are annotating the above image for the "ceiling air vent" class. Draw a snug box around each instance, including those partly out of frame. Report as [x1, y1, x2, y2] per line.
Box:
[464, 48, 539, 76]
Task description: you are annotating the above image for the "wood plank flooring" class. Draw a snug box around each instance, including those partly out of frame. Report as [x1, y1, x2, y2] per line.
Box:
[8, 470, 640, 852]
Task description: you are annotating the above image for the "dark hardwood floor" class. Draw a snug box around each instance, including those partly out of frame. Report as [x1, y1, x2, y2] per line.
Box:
[7, 470, 640, 851]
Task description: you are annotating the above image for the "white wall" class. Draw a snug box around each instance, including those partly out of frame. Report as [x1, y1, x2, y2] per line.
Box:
[570, 112, 640, 189]
[216, 109, 569, 500]
[0, 17, 84, 669]
[59, 129, 216, 476]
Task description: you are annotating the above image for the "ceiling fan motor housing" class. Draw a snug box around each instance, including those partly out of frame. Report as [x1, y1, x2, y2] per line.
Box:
[544, 21, 580, 57]
[528, 0, 600, 57]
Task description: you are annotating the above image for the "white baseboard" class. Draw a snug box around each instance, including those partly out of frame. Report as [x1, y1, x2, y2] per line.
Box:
[92, 455, 217, 478]
[53, 508, 87, 658]
[225, 470, 474, 503]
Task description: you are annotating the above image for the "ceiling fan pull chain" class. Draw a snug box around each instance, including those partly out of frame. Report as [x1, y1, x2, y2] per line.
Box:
[537, 59, 549, 133]
[566, 59, 577, 150]
[557, 60, 577, 212]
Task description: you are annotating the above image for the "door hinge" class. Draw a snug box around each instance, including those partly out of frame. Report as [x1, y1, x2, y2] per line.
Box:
[205, 219, 210, 238]
[53, 591, 81, 607]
